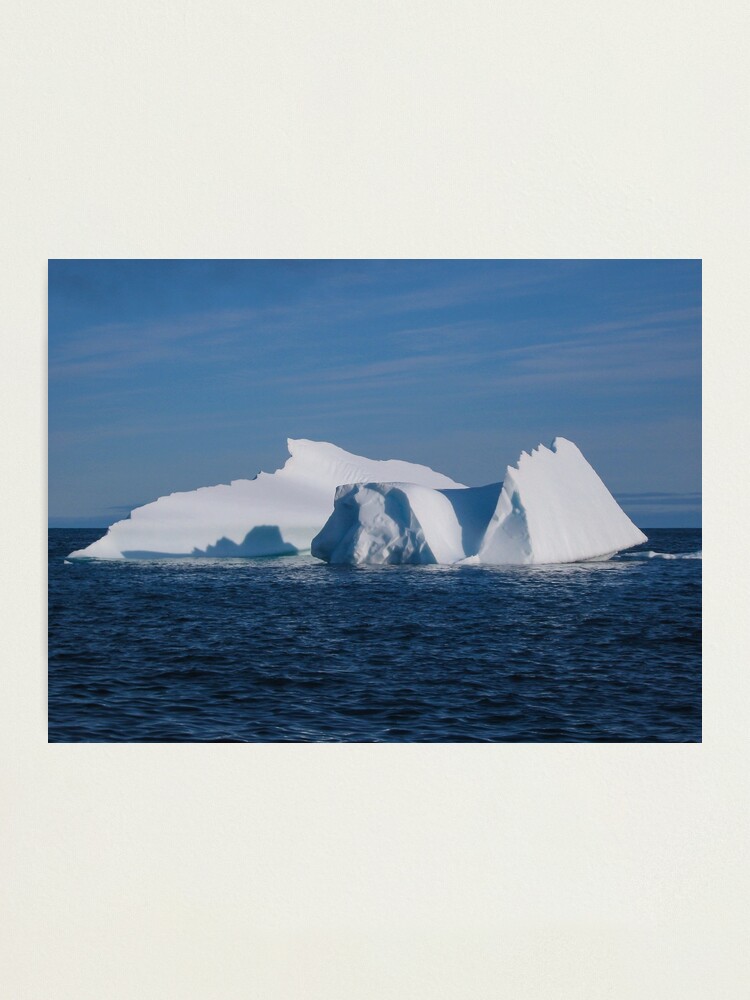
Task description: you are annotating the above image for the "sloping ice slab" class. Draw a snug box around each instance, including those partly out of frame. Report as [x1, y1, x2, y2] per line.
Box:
[68, 439, 464, 560]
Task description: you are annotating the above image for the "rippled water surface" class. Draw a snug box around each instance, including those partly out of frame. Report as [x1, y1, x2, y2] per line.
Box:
[49, 529, 701, 742]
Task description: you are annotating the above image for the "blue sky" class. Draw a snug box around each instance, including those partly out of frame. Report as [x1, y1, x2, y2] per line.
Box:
[48, 260, 701, 527]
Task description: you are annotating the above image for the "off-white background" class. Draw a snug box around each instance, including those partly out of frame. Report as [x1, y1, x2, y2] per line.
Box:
[1, 2, 747, 997]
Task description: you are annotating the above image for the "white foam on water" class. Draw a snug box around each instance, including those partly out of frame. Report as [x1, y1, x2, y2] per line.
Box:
[621, 550, 702, 560]
[647, 550, 702, 560]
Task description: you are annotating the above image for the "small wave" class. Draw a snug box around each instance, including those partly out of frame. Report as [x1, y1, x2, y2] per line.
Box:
[648, 550, 701, 560]
[622, 550, 701, 560]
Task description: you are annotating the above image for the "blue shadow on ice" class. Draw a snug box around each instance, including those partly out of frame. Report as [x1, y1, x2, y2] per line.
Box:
[122, 525, 299, 559]
[440, 483, 502, 556]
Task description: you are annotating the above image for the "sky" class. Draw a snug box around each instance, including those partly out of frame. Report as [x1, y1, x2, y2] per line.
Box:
[48, 259, 701, 528]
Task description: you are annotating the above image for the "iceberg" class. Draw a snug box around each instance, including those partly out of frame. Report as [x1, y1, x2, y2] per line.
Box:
[311, 438, 647, 566]
[67, 439, 463, 560]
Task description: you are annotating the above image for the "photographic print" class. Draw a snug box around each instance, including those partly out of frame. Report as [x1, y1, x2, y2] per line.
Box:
[48, 259, 701, 742]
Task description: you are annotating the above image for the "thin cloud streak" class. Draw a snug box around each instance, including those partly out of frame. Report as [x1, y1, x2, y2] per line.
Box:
[48, 265, 576, 380]
[233, 323, 699, 396]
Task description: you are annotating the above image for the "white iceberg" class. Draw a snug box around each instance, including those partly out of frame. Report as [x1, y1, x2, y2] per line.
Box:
[311, 438, 647, 566]
[68, 439, 463, 560]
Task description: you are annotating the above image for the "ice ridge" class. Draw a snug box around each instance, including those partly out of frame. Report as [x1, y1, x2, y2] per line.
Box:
[311, 437, 647, 566]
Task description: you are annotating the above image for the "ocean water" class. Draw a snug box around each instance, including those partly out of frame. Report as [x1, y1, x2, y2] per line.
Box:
[48, 528, 701, 742]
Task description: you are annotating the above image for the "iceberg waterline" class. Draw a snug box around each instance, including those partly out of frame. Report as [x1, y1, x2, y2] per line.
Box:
[68, 436, 647, 565]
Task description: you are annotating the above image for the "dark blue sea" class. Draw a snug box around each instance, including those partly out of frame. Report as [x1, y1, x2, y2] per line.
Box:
[48, 528, 701, 742]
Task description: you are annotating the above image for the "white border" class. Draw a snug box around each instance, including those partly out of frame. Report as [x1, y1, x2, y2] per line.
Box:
[2, 2, 746, 997]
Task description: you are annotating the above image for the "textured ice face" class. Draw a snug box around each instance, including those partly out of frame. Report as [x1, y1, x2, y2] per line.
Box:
[311, 438, 647, 566]
[67, 439, 464, 560]
[312, 483, 459, 565]
[478, 438, 647, 565]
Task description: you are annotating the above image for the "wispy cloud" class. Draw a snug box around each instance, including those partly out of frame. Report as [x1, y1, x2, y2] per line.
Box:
[49, 265, 567, 380]
[227, 313, 700, 399]
[49, 307, 270, 378]
[578, 306, 701, 335]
